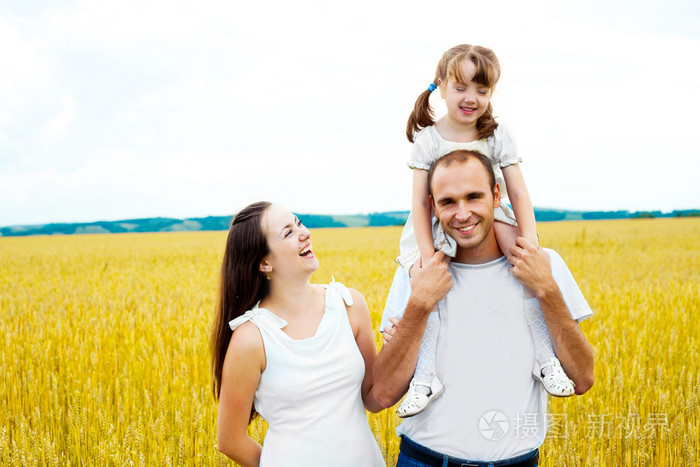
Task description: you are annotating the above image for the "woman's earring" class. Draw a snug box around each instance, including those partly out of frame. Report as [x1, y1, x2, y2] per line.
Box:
[266, 271, 271, 280]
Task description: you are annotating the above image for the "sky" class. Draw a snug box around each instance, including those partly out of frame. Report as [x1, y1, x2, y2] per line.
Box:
[1, 0, 699, 226]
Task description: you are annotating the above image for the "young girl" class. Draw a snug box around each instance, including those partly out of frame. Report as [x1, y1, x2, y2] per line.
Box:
[392, 44, 575, 418]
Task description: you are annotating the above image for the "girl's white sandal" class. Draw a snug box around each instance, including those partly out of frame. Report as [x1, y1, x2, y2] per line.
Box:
[535, 358, 575, 397]
[397, 376, 444, 418]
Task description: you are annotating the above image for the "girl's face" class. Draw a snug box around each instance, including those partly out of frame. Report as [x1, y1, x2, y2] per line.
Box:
[440, 60, 493, 128]
[260, 204, 318, 280]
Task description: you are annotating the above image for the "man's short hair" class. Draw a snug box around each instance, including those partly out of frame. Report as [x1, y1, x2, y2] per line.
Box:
[427, 150, 496, 196]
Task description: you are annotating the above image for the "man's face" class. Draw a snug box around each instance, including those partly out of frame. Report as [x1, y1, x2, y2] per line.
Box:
[430, 158, 501, 257]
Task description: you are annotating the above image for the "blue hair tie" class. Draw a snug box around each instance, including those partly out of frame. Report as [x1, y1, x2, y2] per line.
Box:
[428, 83, 437, 92]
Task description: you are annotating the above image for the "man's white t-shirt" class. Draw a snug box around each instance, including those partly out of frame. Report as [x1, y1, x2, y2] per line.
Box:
[381, 249, 592, 462]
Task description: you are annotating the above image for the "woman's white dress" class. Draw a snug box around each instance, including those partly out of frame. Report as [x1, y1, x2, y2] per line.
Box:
[229, 281, 385, 467]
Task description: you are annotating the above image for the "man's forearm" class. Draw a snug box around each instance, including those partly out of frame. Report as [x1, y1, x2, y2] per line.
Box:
[537, 283, 595, 394]
[373, 297, 433, 408]
[507, 238, 594, 394]
[374, 251, 453, 407]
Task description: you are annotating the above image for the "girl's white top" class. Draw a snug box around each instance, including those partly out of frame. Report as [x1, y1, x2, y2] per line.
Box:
[229, 281, 384, 467]
[399, 123, 521, 262]
[409, 123, 521, 201]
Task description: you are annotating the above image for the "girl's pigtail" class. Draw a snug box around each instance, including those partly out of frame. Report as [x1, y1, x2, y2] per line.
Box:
[406, 80, 438, 143]
[476, 102, 499, 140]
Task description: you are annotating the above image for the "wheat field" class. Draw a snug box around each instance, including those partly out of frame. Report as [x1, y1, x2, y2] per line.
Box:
[1, 218, 698, 466]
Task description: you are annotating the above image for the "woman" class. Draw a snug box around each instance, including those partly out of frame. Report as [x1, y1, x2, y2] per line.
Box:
[210, 201, 385, 466]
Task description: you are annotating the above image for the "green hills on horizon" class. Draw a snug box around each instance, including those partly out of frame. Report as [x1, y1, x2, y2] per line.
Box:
[1, 208, 698, 237]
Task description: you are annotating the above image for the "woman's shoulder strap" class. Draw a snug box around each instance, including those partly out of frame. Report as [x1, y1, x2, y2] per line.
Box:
[229, 310, 257, 332]
[229, 307, 288, 332]
[321, 276, 354, 307]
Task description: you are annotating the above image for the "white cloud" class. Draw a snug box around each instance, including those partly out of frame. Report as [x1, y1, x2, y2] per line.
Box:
[43, 96, 76, 140]
[0, 15, 45, 88]
[1, 0, 699, 226]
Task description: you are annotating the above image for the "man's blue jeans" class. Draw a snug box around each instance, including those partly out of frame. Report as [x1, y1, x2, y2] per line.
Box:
[396, 436, 539, 467]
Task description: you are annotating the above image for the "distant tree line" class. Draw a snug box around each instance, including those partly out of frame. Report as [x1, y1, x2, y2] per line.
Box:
[1, 209, 698, 237]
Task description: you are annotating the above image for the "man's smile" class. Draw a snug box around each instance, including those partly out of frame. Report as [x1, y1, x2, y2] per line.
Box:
[454, 223, 478, 235]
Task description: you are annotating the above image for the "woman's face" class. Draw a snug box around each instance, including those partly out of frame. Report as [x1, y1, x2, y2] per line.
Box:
[261, 204, 319, 280]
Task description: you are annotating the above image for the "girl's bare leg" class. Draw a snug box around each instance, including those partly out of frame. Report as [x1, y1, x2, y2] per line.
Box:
[493, 221, 535, 298]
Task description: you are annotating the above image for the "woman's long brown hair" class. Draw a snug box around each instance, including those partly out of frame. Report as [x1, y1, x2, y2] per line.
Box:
[406, 44, 501, 143]
[210, 201, 271, 412]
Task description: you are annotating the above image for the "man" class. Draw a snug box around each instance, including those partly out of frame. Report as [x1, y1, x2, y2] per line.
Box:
[374, 150, 594, 466]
